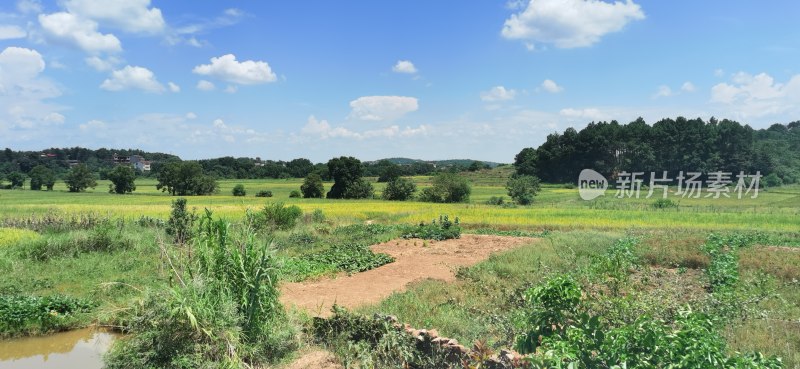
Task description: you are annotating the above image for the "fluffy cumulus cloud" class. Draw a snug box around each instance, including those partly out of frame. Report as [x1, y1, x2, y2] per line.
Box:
[710, 72, 800, 119]
[0, 25, 26, 40]
[100, 65, 165, 93]
[192, 54, 277, 85]
[301, 115, 429, 140]
[480, 86, 516, 101]
[502, 0, 645, 49]
[681, 81, 696, 92]
[392, 60, 417, 74]
[63, 0, 165, 34]
[348, 96, 419, 121]
[39, 12, 122, 53]
[541, 79, 563, 93]
[168, 82, 180, 93]
[0, 47, 63, 132]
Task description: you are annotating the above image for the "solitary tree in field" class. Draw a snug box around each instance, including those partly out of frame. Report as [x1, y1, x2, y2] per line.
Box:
[107, 165, 137, 194]
[382, 177, 416, 201]
[156, 161, 218, 196]
[232, 184, 246, 196]
[506, 175, 541, 205]
[29, 165, 56, 191]
[64, 164, 97, 192]
[418, 172, 471, 203]
[300, 173, 325, 198]
[326, 156, 373, 199]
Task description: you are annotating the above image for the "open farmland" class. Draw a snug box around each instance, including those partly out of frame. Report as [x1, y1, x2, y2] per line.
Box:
[1, 166, 799, 368]
[1, 171, 799, 232]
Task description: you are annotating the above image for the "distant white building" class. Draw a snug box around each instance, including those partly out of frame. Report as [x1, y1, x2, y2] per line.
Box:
[130, 155, 151, 171]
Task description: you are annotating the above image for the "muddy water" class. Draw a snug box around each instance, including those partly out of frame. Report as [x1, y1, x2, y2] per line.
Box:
[0, 328, 116, 369]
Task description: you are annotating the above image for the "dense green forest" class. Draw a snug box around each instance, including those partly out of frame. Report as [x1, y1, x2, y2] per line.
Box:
[514, 117, 800, 185]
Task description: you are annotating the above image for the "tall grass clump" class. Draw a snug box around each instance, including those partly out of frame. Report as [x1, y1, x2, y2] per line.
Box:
[20, 223, 133, 261]
[248, 202, 302, 231]
[105, 210, 294, 369]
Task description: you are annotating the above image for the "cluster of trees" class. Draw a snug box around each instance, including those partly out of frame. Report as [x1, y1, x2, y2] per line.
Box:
[0, 147, 177, 179]
[514, 117, 800, 185]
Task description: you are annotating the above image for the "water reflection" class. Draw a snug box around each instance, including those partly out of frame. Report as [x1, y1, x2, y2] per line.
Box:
[0, 328, 116, 369]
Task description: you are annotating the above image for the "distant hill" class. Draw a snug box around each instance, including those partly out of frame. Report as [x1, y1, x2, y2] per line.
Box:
[375, 157, 505, 168]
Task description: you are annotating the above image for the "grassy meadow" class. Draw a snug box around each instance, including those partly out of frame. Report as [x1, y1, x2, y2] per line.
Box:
[1, 167, 799, 368]
[1, 168, 798, 232]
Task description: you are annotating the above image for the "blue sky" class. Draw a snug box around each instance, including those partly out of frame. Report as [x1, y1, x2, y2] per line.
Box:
[1, 0, 799, 162]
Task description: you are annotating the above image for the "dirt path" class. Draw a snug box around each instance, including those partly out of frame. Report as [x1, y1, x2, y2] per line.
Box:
[280, 234, 536, 316]
[278, 349, 343, 369]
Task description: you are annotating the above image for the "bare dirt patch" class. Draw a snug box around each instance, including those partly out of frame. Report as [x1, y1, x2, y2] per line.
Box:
[280, 234, 536, 316]
[277, 348, 342, 369]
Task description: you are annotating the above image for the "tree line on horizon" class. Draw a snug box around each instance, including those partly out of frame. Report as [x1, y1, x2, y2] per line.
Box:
[0, 147, 491, 187]
[514, 117, 800, 187]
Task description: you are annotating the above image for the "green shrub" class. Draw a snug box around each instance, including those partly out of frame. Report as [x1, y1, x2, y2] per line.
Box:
[763, 173, 783, 188]
[311, 209, 326, 223]
[418, 173, 470, 203]
[485, 196, 505, 205]
[0, 294, 94, 337]
[382, 178, 416, 201]
[249, 202, 302, 230]
[232, 184, 246, 196]
[166, 198, 197, 245]
[255, 190, 273, 198]
[652, 198, 678, 209]
[401, 215, 461, 241]
[289, 190, 301, 198]
[506, 175, 541, 205]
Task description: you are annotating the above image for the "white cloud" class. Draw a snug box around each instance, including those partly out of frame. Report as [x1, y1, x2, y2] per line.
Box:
[17, 0, 42, 14]
[349, 96, 419, 121]
[192, 54, 277, 85]
[79, 119, 106, 131]
[85, 55, 121, 71]
[196, 80, 215, 91]
[0, 47, 63, 131]
[541, 79, 563, 93]
[224, 85, 237, 93]
[168, 82, 180, 93]
[301, 115, 429, 140]
[480, 86, 517, 101]
[64, 0, 165, 34]
[301, 115, 332, 136]
[392, 60, 417, 74]
[502, 0, 645, 49]
[0, 47, 44, 82]
[44, 112, 65, 124]
[100, 65, 165, 93]
[39, 12, 122, 53]
[0, 25, 26, 40]
[681, 81, 696, 92]
[559, 107, 607, 121]
[185, 112, 197, 120]
[710, 72, 800, 119]
[653, 85, 673, 98]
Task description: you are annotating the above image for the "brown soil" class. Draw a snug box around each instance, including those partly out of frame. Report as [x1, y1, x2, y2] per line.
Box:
[279, 349, 343, 369]
[279, 234, 536, 317]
